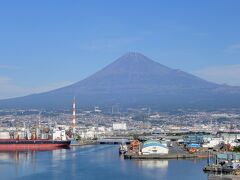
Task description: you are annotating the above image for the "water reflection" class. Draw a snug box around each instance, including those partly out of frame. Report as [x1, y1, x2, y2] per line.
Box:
[0, 146, 208, 180]
[137, 160, 169, 169]
[0, 148, 70, 162]
[52, 148, 68, 161]
[0, 150, 36, 163]
[0, 148, 69, 172]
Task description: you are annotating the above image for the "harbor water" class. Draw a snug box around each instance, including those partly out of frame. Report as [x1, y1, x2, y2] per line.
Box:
[0, 145, 208, 180]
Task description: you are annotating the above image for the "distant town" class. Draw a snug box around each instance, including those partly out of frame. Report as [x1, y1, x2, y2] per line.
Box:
[1, 106, 240, 141]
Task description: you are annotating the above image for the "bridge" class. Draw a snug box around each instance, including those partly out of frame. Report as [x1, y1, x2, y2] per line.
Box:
[98, 137, 131, 144]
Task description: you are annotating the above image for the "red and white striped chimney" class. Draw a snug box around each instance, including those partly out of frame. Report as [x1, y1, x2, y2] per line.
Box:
[72, 97, 76, 133]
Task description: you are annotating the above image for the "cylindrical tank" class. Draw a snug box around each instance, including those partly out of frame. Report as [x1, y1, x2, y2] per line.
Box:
[41, 133, 49, 139]
[27, 132, 32, 140]
[17, 132, 25, 139]
[31, 133, 36, 140]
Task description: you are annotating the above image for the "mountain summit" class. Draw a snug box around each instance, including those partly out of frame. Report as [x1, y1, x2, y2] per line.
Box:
[68, 52, 218, 94]
[1, 52, 240, 109]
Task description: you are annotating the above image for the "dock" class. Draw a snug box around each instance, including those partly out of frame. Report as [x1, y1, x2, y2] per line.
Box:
[123, 140, 211, 160]
[208, 174, 240, 180]
[203, 164, 233, 174]
[123, 152, 209, 159]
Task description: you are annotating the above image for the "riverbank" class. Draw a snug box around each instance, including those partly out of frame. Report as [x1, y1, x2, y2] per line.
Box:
[70, 140, 98, 146]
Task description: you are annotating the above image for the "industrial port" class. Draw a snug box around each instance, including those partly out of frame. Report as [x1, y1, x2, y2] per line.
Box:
[1, 100, 240, 179]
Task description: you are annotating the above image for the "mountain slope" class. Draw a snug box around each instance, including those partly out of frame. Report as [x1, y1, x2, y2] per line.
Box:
[1, 52, 240, 109]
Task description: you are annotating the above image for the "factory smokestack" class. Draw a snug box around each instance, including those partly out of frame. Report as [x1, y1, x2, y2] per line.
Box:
[72, 97, 76, 134]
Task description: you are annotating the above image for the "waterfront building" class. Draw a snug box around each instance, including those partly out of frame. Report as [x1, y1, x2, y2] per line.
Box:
[141, 140, 169, 155]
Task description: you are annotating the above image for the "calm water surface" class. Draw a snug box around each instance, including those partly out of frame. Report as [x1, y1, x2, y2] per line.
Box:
[0, 145, 208, 180]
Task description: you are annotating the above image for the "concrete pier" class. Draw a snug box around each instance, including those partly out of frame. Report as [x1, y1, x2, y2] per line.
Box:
[203, 164, 233, 174]
[208, 174, 240, 180]
[124, 152, 201, 159]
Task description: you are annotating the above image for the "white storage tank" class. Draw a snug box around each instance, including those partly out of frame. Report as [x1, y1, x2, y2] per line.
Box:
[14, 131, 26, 139]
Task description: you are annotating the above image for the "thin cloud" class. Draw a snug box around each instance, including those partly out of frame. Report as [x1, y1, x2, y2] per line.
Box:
[0, 77, 74, 100]
[0, 65, 23, 70]
[193, 64, 240, 86]
[0, 76, 12, 83]
[0, 76, 27, 99]
[31, 81, 74, 93]
[225, 44, 240, 54]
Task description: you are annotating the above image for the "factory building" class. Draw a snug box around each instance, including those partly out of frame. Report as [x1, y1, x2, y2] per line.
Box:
[113, 123, 127, 130]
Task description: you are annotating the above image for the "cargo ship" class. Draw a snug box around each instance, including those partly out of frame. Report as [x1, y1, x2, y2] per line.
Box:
[0, 99, 76, 151]
[0, 139, 71, 151]
[0, 128, 71, 151]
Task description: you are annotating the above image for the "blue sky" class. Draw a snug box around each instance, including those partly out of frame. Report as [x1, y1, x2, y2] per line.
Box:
[1, 1, 240, 99]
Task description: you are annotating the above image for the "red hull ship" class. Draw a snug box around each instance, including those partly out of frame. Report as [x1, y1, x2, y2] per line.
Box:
[0, 139, 71, 151]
